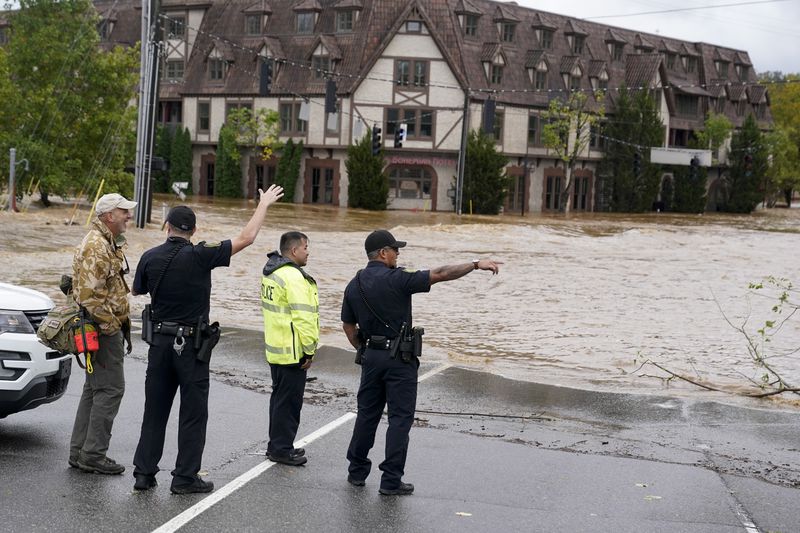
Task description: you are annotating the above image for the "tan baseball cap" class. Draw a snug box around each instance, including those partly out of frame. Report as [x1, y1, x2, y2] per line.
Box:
[95, 193, 137, 215]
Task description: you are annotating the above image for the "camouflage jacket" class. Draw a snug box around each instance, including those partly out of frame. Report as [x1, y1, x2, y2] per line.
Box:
[72, 219, 131, 334]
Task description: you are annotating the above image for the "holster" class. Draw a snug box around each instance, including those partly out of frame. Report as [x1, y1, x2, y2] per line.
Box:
[141, 305, 154, 344]
[196, 321, 220, 363]
[399, 327, 424, 363]
[355, 330, 365, 365]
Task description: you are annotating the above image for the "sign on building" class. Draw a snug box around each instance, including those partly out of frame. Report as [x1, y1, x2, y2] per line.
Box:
[649, 147, 712, 166]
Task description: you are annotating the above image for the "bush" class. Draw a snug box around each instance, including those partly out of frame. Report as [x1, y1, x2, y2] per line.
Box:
[346, 129, 388, 210]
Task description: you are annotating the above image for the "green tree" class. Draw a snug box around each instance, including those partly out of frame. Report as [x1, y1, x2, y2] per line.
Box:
[274, 138, 303, 202]
[600, 88, 664, 212]
[724, 115, 767, 213]
[153, 125, 172, 193]
[542, 91, 604, 213]
[170, 126, 193, 194]
[762, 73, 800, 205]
[694, 112, 733, 164]
[0, 0, 139, 204]
[214, 124, 241, 198]
[227, 107, 281, 162]
[461, 129, 509, 215]
[346, 129, 388, 209]
[671, 164, 707, 213]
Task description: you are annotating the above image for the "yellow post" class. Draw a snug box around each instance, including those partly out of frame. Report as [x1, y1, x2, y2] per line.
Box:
[86, 179, 105, 226]
[469, 199, 473, 215]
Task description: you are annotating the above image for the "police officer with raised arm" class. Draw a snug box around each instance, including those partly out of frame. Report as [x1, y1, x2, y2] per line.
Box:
[131, 184, 283, 494]
[341, 229, 500, 495]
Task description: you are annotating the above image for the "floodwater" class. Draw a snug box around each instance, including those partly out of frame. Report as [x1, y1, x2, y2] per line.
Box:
[2, 195, 799, 407]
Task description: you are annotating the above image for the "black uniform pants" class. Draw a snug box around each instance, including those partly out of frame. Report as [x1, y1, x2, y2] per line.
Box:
[347, 348, 418, 490]
[267, 363, 307, 456]
[133, 333, 210, 487]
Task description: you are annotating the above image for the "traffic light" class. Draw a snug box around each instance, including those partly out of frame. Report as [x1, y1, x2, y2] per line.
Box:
[689, 156, 699, 180]
[325, 78, 337, 114]
[259, 59, 273, 96]
[744, 153, 753, 176]
[394, 124, 406, 148]
[371, 126, 382, 156]
[482, 98, 496, 134]
[633, 151, 641, 176]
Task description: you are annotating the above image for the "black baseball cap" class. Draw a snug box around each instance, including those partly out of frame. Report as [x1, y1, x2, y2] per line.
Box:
[365, 229, 407, 254]
[167, 205, 196, 231]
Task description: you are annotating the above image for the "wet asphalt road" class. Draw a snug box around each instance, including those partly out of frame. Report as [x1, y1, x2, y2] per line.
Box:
[1, 328, 799, 533]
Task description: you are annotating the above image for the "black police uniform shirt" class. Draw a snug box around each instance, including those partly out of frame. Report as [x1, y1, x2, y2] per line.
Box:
[341, 261, 431, 338]
[133, 237, 233, 325]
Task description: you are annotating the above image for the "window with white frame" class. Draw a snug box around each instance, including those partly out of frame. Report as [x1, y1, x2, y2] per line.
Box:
[245, 15, 262, 35]
[395, 59, 428, 88]
[279, 102, 307, 134]
[464, 14, 478, 37]
[312, 55, 330, 79]
[167, 15, 185, 38]
[501, 22, 515, 43]
[165, 60, 184, 80]
[296, 12, 314, 34]
[336, 10, 354, 32]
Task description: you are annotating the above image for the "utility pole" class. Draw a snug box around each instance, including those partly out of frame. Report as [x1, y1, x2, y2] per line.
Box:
[8, 148, 29, 213]
[455, 91, 470, 215]
[133, 0, 161, 228]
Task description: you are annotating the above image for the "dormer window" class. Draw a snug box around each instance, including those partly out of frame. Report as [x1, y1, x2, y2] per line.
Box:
[245, 15, 262, 35]
[591, 71, 609, 92]
[296, 12, 315, 34]
[97, 20, 109, 39]
[685, 56, 697, 73]
[491, 64, 503, 84]
[528, 59, 548, 90]
[736, 64, 749, 80]
[311, 55, 330, 79]
[167, 15, 185, 38]
[209, 58, 225, 81]
[336, 10, 354, 32]
[715, 60, 729, 77]
[565, 65, 582, 91]
[464, 14, 478, 37]
[535, 29, 551, 49]
[406, 20, 422, 33]
[501, 22, 516, 43]
[565, 32, 586, 54]
[611, 43, 624, 61]
[665, 53, 676, 69]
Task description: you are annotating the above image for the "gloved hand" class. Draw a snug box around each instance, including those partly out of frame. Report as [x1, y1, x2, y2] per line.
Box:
[121, 318, 133, 355]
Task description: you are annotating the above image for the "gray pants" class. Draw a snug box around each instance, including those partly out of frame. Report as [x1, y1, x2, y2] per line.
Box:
[69, 331, 125, 462]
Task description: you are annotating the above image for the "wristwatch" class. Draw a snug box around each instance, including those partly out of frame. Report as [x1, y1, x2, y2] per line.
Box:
[472, 259, 480, 270]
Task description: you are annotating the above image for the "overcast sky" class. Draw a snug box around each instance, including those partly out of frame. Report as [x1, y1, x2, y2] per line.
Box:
[514, 0, 799, 74]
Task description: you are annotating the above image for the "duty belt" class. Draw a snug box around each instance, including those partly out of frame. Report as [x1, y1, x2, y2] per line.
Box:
[153, 321, 197, 337]
[365, 336, 393, 350]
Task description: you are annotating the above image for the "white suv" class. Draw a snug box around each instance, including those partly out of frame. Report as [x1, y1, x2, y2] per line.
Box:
[0, 282, 72, 418]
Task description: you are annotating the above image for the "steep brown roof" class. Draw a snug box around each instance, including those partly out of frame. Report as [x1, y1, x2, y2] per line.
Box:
[559, 55, 580, 74]
[624, 53, 661, 89]
[706, 79, 727, 98]
[659, 39, 678, 54]
[243, 1, 272, 14]
[604, 29, 626, 43]
[524, 49, 544, 69]
[493, 4, 518, 22]
[294, 0, 322, 11]
[318, 34, 343, 59]
[480, 42, 501, 62]
[530, 12, 556, 29]
[454, 0, 481, 15]
[564, 19, 587, 35]
[634, 34, 655, 50]
[734, 51, 751, 66]
[747, 84, 767, 103]
[588, 59, 606, 78]
[727, 84, 747, 101]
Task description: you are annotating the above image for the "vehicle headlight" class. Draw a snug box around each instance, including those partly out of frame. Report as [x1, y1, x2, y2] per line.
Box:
[0, 310, 35, 334]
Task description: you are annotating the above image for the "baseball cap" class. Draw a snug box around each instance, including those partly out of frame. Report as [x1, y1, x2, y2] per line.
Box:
[167, 205, 196, 231]
[95, 193, 137, 215]
[365, 229, 407, 254]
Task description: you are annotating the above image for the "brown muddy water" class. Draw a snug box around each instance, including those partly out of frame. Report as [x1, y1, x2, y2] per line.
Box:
[2, 195, 799, 408]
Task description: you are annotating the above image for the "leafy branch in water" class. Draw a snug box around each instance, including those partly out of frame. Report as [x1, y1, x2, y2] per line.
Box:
[634, 277, 800, 398]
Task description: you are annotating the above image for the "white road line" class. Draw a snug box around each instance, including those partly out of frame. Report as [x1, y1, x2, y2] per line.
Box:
[151, 362, 452, 533]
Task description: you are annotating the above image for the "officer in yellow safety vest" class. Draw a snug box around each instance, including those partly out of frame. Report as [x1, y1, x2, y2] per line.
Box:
[261, 231, 319, 466]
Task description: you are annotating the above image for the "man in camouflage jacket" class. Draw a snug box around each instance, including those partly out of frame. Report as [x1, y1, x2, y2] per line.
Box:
[69, 193, 136, 475]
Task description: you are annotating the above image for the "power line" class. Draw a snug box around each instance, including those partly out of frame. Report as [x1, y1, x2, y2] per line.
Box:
[584, 0, 793, 20]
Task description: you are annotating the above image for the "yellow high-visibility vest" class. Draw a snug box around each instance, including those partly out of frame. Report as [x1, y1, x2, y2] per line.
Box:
[261, 264, 319, 365]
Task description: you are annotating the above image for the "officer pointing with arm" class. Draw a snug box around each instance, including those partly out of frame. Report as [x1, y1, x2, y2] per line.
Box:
[131, 184, 284, 494]
[341, 229, 500, 496]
